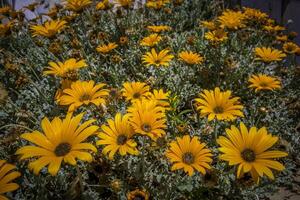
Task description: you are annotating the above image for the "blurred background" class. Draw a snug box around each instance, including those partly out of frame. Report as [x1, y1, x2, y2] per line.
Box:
[230, 0, 300, 50]
[1, 0, 299, 48]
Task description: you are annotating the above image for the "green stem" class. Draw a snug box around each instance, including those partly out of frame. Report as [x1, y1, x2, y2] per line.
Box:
[0, 124, 34, 132]
[76, 165, 84, 194]
[213, 120, 218, 140]
[31, 82, 51, 104]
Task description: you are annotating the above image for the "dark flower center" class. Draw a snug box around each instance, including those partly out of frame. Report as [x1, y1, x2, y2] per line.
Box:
[142, 123, 151, 132]
[213, 106, 224, 114]
[64, 70, 78, 80]
[154, 59, 161, 64]
[286, 45, 295, 51]
[156, 137, 166, 147]
[133, 92, 140, 99]
[133, 194, 145, 200]
[259, 82, 268, 87]
[117, 134, 127, 145]
[55, 143, 71, 157]
[80, 93, 91, 101]
[109, 89, 118, 97]
[182, 152, 195, 164]
[241, 149, 256, 162]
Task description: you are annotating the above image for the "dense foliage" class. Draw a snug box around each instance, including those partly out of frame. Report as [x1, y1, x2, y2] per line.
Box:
[0, 0, 299, 199]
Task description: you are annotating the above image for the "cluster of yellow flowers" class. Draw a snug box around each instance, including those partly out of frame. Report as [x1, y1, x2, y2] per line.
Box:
[0, 0, 298, 199]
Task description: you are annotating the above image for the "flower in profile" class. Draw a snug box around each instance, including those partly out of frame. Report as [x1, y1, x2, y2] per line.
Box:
[96, 0, 111, 10]
[122, 81, 151, 102]
[248, 74, 281, 92]
[276, 35, 288, 42]
[59, 80, 109, 112]
[218, 10, 245, 30]
[97, 113, 138, 160]
[243, 7, 268, 22]
[127, 99, 166, 140]
[178, 51, 204, 65]
[30, 19, 67, 38]
[200, 20, 216, 30]
[127, 189, 149, 200]
[65, 0, 92, 12]
[146, 0, 169, 10]
[113, 0, 132, 8]
[147, 89, 170, 110]
[263, 25, 285, 33]
[296, 47, 300, 56]
[255, 47, 286, 63]
[16, 113, 98, 176]
[147, 25, 171, 33]
[194, 87, 244, 121]
[142, 48, 174, 67]
[0, 160, 21, 199]
[166, 135, 212, 176]
[283, 42, 299, 54]
[205, 29, 228, 44]
[44, 58, 87, 79]
[217, 122, 288, 184]
[140, 34, 162, 47]
[96, 42, 118, 54]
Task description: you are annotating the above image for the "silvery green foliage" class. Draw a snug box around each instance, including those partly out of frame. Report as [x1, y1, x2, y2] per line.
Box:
[0, 0, 299, 199]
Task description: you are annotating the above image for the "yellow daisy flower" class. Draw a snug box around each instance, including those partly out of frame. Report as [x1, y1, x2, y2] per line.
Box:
[276, 35, 288, 42]
[140, 34, 162, 47]
[0, 160, 21, 199]
[122, 81, 151, 102]
[248, 74, 281, 92]
[146, 0, 169, 10]
[113, 0, 132, 8]
[296, 47, 300, 56]
[97, 113, 139, 160]
[30, 19, 67, 38]
[204, 29, 228, 44]
[243, 7, 268, 21]
[127, 99, 166, 140]
[200, 20, 216, 30]
[178, 51, 204, 65]
[283, 42, 299, 54]
[16, 113, 98, 176]
[65, 0, 92, 12]
[218, 10, 245, 30]
[55, 79, 73, 103]
[96, 42, 118, 54]
[263, 25, 285, 33]
[217, 122, 288, 184]
[147, 89, 170, 110]
[59, 80, 109, 112]
[142, 48, 174, 67]
[166, 135, 212, 176]
[44, 58, 87, 79]
[147, 25, 172, 33]
[255, 47, 286, 63]
[127, 189, 149, 200]
[194, 87, 244, 121]
[96, 0, 111, 10]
